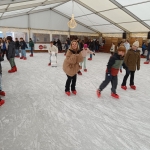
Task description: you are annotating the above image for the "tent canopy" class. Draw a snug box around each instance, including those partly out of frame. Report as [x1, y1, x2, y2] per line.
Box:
[0, 0, 150, 33]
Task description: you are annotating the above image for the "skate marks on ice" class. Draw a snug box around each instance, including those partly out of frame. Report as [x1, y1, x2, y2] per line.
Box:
[0, 53, 150, 150]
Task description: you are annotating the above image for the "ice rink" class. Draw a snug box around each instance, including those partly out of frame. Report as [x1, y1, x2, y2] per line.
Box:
[0, 53, 150, 150]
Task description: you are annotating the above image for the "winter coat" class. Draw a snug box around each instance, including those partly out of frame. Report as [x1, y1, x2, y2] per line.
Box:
[81, 48, 94, 57]
[147, 43, 150, 52]
[124, 49, 140, 71]
[106, 53, 125, 76]
[29, 40, 34, 48]
[89, 41, 95, 51]
[15, 41, 20, 49]
[48, 45, 58, 53]
[7, 41, 15, 59]
[63, 49, 83, 77]
[142, 44, 147, 51]
[20, 41, 28, 49]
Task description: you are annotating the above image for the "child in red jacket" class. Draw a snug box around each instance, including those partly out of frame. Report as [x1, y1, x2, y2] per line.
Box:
[97, 46, 126, 99]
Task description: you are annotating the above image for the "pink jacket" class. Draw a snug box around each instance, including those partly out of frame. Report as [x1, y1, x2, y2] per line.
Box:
[81, 48, 94, 57]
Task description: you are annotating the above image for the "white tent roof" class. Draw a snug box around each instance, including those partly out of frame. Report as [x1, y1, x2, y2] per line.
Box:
[0, 0, 150, 33]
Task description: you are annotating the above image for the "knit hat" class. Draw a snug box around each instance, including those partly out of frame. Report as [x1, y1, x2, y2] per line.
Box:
[84, 44, 88, 48]
[118, 46, 126, 53]
[133, 41, 139, 47]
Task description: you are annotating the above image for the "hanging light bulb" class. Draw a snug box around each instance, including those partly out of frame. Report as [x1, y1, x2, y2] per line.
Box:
[68, 14, 77, 29]
[67, 0, 77, 29]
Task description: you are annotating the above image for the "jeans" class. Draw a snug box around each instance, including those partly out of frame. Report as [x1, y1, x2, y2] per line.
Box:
[146, 51, 150, 61]
[90, 50, 94, 58]
[9, 58, 16, 68]
[122, 70, 135, 86]
[65, 74, 77, 92]
[49, 53, 57, 63]
[15, 49, 20, 56]
[21, 49, 26, 57]
[30, 47, 33, 54]
[80, 57, 86, 69]
[99, 74, 118, 94]
[0, 74, 2, 91]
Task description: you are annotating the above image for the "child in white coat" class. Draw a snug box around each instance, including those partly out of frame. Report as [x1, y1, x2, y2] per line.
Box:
[78, 44, 95, 75]
[48, 41, 58, 66]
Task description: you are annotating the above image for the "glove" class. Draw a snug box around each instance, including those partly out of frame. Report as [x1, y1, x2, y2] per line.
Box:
[69, 49, 76, 54]
[77, 50, 82, 54]
[93, 53, 95, 56]
[106, 73, 112, 79]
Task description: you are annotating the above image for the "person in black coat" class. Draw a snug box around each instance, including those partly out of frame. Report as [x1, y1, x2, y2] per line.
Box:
[88, 39, 95, 60]
[7, 36, 17, 73]
[15, 38, 20, 57]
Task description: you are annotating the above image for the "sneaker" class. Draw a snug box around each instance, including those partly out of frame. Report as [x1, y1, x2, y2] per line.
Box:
[0, 91, 5, 96]
[0, 99, 5, 106]
[97, 89, 101, 98]
[84, 69, 87, 72]
[121, 86, 127, 90]
[72, 90, 77, 95]
[111, 93, 119, 99]
[65, 91, 70, 96]
[130, 85, 136, 90]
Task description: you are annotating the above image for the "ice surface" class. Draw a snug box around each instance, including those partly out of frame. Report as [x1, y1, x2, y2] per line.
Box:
[0, 53, 150, 150]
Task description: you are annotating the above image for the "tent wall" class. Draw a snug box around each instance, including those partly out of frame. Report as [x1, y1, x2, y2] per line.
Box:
[0, 10, 96, 33]
[0, 15, 28, 28]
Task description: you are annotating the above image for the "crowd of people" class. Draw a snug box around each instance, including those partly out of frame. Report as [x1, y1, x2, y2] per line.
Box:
[0, 35, 147, 106]
[62, 39, 141, 98]
[0, 36, 34, 106]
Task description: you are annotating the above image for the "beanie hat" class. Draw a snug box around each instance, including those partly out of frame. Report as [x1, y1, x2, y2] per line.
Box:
[84, 44, 88, 48]
[133, 41, 139, 47]
[118, 46, 126, 53]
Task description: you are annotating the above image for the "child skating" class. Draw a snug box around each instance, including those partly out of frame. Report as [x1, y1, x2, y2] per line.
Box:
[78, 44, 95, 75]
[97, 46, 126, 99]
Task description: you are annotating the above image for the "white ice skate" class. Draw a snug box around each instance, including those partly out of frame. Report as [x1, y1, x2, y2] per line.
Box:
[51, 52, 57, 67]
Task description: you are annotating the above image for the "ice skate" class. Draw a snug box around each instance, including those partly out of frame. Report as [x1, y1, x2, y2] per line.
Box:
[65, 91, 70, 96]
[84, 69, 87, 72]
[48, 63, 51, 66]
[78, 71, 82, 75]
[0, 99, 5, 106]
[97, 89, 101, 98]
[23, 57, 27, 60]
[111, 93, 119, 99]
[120, 69, 122, 73]
[20, 56, 24, 59]
[130, 85, 136, 90]
[121, 86, 127, 90]
[144, 61, 149, 64]
[72, 90, 77, 95]
[0, 91, 5, 96]
[88, 58, 92, 60]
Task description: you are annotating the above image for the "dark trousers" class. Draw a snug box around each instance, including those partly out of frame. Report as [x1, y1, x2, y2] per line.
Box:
[122, 70, 135, 86]
[99, 74, 118, 94]
[146, 51, 150, 61]
[2, 49, 8, 59]
[65, 74, 77, 92]
[30, 47, 33, 54]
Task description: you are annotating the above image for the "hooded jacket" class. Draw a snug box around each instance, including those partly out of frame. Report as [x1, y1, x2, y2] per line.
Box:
[8, 41, 15, 59]
[63, 49, 83, 77]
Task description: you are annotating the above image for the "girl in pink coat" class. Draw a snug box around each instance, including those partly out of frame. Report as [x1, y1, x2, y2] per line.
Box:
[78, 44, 95, 74]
